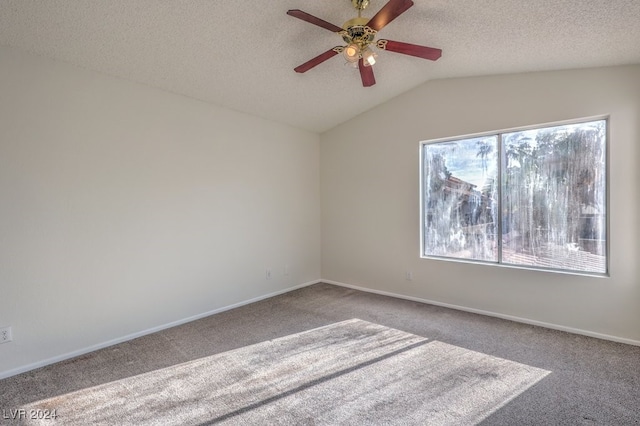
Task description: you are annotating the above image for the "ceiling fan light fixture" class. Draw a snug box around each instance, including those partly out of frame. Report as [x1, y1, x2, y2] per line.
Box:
[343, 43, 361, 62]
[361, 46, 377, 67]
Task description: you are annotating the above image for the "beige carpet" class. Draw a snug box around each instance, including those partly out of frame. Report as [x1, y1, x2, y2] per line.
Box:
[20, 319, 548, 425]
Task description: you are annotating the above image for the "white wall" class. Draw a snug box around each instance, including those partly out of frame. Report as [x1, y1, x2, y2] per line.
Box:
[0, 47, 321, 378]
[321, 65, 640, 343]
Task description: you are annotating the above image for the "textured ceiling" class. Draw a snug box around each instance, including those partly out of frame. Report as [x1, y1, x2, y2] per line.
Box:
[1, 0, 639, 133]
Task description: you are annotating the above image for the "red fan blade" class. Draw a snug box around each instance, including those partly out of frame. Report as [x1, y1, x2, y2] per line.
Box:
[287, 9, 343, 33]
[379, 39, 442, 60]
[358, 59, 376, 87]
[366, 0, 414, 31]
[294, 48, 340, 73]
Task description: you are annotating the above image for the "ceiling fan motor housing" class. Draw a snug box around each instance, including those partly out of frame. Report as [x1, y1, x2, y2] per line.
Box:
[341, 17, 377, 46]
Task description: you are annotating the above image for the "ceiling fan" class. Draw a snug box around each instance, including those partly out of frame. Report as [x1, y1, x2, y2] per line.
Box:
[287, 0, 442, 87]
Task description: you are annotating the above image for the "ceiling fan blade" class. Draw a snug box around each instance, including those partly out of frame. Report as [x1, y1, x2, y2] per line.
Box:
[378, 39, 442, 60]
[358, 59, 376, 87]
[366, 0, 414, 31]
[287, 9, 343, 33]
[294, 48, 341, 73]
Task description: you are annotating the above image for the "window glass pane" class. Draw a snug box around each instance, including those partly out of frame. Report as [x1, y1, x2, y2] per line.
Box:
[423, 136, 498, 261]
[501, 120, 606, 273]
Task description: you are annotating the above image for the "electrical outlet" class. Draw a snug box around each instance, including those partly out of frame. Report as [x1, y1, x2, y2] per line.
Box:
[284, 265, 290, 276]
[0, 326, 12, 344]
[266, 268, 272, 280]
[405, 271, 414, 281]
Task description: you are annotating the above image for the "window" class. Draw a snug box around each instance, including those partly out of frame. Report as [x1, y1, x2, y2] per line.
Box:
[420, 119, 607, 275]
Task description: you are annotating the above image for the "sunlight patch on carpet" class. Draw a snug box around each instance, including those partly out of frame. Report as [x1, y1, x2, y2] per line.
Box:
[22, 319, 550, 425]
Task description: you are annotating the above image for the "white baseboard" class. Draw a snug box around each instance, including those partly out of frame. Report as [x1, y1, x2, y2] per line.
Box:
[0, 280, 321, 380]
[322, 279, 640, 347]
[4, 277, 637, 380]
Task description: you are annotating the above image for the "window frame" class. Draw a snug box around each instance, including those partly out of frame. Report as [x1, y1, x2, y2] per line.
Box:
[419, 116, 610, 277]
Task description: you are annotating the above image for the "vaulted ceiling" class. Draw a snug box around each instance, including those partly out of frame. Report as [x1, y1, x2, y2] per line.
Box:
[1, 0, 639, 133]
